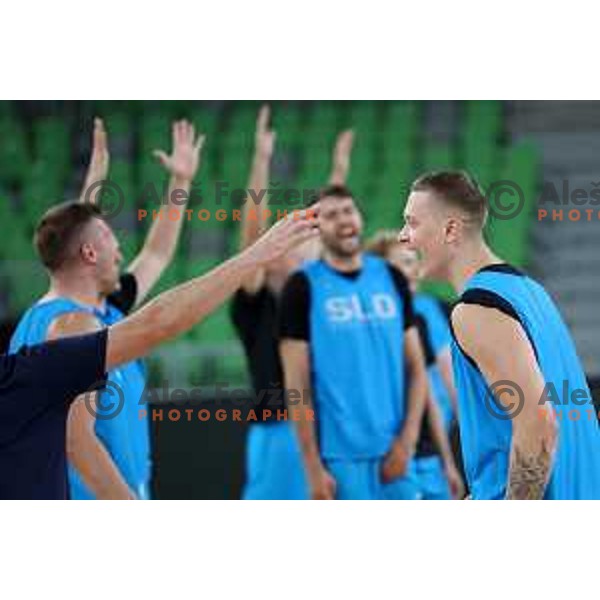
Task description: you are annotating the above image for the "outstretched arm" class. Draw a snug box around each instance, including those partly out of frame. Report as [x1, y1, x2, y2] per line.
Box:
[452, 304, 557, 500]
[105, 209, 319, 370]
[80, 118, 110, 204]
[239, 105, 276, 294]
[127, 120, 204, 305]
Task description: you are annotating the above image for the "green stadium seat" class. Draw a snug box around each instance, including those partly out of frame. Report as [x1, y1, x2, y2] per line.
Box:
[0, 117, 29, 186]
[110, 159, 135, 205]
[33, 117, 70, 180]
[0, 100, 543, 384]
[422, 142, 455, 172]
[487, 140, 538, 267]
[385, 102, 421, 144]
[273, 102, 304, 147]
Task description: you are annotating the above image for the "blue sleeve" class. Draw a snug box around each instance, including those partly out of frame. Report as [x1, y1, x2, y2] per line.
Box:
[19, 330, 108, 407]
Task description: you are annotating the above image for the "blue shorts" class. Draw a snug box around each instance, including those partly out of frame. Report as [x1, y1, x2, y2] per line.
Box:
[243, 421, 309, 500]
[415, 455, 451, 500]
[325, 458, 419, 500]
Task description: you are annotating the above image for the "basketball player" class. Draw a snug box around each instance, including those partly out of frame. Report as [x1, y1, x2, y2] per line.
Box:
[279, 185, 428, 500]
[400, 170, 600, 499]
[367, 231, 464, 499]
[10, 118, 204, 499]
[231, 105, 353, 499]
[0, 203, 319, 499]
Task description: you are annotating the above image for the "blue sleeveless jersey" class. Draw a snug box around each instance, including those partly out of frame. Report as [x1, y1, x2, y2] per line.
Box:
[414, 293, 453, 428]
[302, 254, 407, 459]
[9, 297, 150, 499]
[452, 264, 600, 499]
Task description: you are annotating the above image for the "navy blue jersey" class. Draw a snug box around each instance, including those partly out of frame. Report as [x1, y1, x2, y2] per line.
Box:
[451, 264, 600, 499]
[0, 332, 107, 499]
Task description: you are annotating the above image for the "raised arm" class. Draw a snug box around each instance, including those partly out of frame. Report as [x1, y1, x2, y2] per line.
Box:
[239, 105, 276, 294]
[127, 120, 204, 305]
[328, 130, 354, 186]
[80, 118, 110, 205]
[452, 303, 558, 500]
[105, 209, 319, 370]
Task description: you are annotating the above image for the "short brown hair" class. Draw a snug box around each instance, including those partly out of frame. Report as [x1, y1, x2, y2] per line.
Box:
[411, 170, 487, 226]
[318, 184, 355, 202]
[34, 201, 103, 271]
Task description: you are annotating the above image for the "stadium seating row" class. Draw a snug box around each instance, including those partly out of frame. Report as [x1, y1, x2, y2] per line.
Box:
[0, 101, 539, 385]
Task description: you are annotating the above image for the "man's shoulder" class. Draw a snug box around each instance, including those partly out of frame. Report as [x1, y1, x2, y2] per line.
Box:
[47, 311, 102, 340]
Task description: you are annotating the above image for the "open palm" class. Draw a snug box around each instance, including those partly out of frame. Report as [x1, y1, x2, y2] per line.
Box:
[154, 120, 205, 181]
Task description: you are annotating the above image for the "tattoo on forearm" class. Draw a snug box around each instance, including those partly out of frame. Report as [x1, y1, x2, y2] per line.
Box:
[506, 441, 554, 500]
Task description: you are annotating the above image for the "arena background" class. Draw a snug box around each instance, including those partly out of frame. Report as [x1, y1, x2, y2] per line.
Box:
[1, 100, 599, 499]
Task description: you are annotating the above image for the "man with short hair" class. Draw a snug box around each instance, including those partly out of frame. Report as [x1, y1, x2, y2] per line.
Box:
[10, 118, 204, 499]
[0, 203, 319, 499]
[279, 185, 428, 500]
[231, 105, 352, 499]
[400, 170, 600, 499]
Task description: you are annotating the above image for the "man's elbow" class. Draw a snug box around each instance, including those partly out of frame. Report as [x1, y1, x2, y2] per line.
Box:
[66, 424, 89, 464]
[540, 408, 559, 451]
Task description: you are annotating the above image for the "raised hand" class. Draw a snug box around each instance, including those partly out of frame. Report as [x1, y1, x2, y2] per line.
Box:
[153, 120, 205, 182]
[81, 117, 110, 204]
[329, 129, 355, 185]
[255, 104, 275, 161]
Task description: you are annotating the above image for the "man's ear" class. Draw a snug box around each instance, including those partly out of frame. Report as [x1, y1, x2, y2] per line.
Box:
[80, 242, 97, 264]
[444, 216, 461, 244]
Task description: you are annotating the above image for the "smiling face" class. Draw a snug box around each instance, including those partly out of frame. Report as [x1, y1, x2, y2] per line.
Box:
[399, 171, 488, 281]
[318, 194, 363, 259]
[399, 190, 454, 280]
